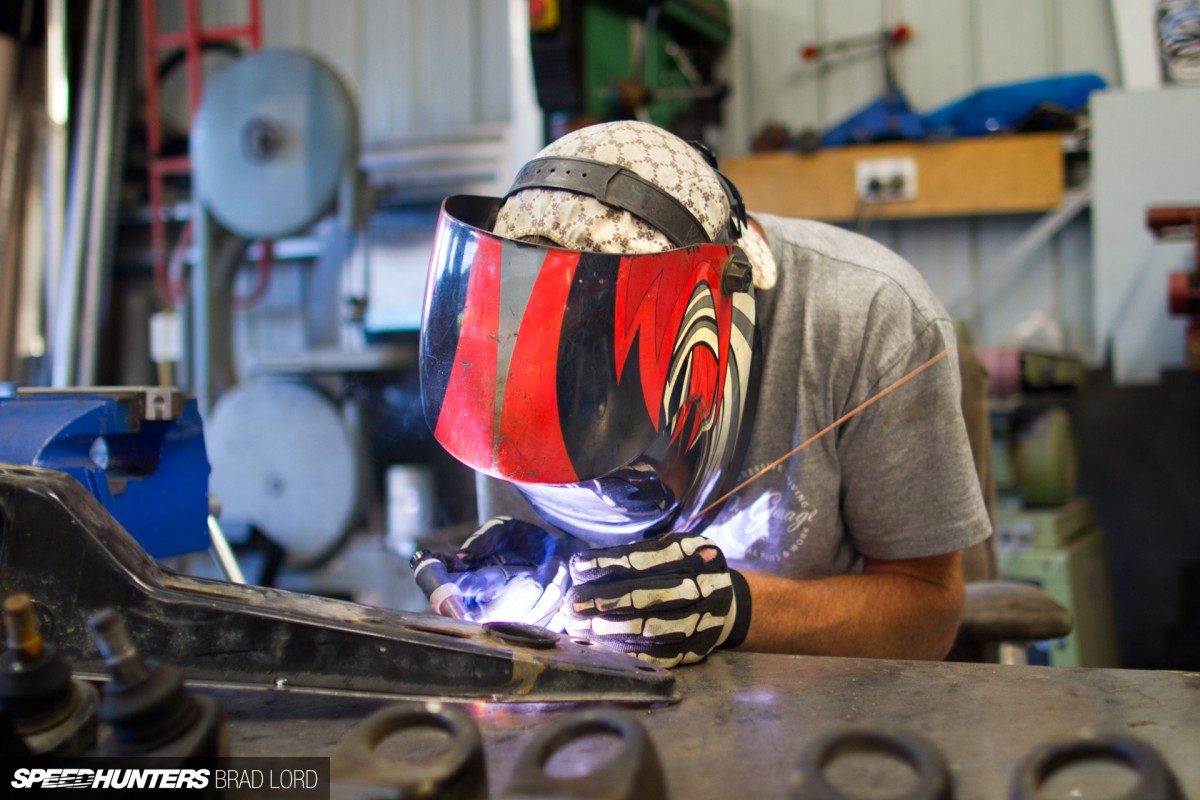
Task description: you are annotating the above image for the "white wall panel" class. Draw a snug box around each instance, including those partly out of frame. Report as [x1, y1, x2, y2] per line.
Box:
[861, 219, 898, 252]
[1091, 87, 1200, 383]
[1055, 0, 1121, 82]
[301, 1, 365, 117]
[1058, 214, 1095, 355]
[975, 214, 1060, 345]
[261, 0, 308, 45]
[726, 0, 820, 151]
[892, 217, 978, 327]
[413, 0, 478, 134]
[193, 0, 250, 30]
[892, 0, 973, 110]
[478, 0, 513, 124]
[817, 0, 887, 126]
[973, 0, 1055, 84]
[156, 0, 510, 146]
[360, 0, 418, 143]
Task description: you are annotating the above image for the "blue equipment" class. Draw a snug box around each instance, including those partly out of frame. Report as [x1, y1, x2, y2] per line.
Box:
[821, 87, 926, 147]
[922, 73, 1108, 139]
[0, 387, 210, 558]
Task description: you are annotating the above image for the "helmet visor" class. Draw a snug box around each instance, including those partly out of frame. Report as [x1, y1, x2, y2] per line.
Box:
[421, 194, 755, 495]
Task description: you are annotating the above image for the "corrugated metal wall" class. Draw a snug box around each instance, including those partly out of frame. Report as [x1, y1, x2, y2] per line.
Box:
[166, 0, 1123, 357]
[724, 0, 1120, 358]
[725, 0, 1119, 149]
[168, 0, 513, 145]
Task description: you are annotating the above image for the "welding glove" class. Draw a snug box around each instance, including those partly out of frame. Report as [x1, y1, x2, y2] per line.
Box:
[565, 532, 752, 668]
[438, 517, 570, 629]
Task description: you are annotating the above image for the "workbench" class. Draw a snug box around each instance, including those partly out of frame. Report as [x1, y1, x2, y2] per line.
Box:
[217, 651, 1200, 798]
[1, 466, 1193, 796]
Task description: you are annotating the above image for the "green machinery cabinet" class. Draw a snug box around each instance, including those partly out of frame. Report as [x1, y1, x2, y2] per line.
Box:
[997, 517, 1122, 668]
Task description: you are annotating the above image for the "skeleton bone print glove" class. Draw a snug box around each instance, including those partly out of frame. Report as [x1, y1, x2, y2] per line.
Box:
[566, 532, 752, 668]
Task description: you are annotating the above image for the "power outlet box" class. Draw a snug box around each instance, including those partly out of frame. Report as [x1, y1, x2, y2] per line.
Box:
[854, 156, 918, 203]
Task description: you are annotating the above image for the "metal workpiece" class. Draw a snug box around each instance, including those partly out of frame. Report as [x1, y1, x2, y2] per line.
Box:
[791, 728, 953, 800]
[0, 466, 676, 705]
[212, 651, 1200, 799]
[331, 703, 487, 800]
[1009, 734, 1184, 800]
[502, 709, 668, 800]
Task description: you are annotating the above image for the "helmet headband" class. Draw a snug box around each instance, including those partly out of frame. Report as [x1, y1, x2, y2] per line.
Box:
[508, 156, 712, 247]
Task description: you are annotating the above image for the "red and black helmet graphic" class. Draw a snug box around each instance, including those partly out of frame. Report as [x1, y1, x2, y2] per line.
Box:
[421, 196, 758, 541]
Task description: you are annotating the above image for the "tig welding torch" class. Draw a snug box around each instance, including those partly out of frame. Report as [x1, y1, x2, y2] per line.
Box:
[409, 550, 468, 619]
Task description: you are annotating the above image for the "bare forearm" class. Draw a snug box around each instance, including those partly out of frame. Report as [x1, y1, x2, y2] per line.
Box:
[736, 553, 965, 660]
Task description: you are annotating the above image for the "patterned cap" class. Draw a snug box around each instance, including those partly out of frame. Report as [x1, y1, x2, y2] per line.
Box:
[496, 120, 777, 290]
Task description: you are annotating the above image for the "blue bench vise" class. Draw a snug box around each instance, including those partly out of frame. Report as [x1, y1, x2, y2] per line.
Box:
[0, 387, 210, 559]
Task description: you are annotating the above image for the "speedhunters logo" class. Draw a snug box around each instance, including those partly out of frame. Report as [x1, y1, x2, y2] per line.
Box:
[1, 758, 329, 798]
[12, 768, 210, 789]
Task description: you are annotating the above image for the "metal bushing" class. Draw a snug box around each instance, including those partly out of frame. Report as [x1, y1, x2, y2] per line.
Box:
[484, 621, 560, 650]
[330, 702, 487, 800]
[791, 727, 954, 800]
[1009, 734, 1184, 800]
[502, 708, 667, 800]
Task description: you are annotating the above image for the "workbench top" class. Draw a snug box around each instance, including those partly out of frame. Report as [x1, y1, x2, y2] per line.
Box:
[216, 651, 1200, 798]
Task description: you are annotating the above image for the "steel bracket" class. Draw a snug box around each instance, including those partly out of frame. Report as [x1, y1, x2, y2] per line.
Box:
[0, 465, 677, 704]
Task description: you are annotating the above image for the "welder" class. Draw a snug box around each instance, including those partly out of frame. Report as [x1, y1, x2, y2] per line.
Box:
[417, 120, 990, 667]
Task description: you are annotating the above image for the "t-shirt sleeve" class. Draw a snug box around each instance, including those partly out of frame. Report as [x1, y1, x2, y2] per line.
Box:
[836, 315, 992, 560]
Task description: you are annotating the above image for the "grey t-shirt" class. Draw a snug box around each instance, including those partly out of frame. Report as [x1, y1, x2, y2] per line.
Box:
[700, 213, 991, 578]
[479, 213, 991, 578]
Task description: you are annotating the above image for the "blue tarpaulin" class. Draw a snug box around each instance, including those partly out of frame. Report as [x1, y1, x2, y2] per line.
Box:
[820, 72, 1108, 147]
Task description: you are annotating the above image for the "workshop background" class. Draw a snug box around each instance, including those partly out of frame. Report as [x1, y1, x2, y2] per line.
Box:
[0, 0, 1196, 673]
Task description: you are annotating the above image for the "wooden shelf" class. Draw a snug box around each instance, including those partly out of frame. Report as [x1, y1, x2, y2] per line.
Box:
[722, 133, 1066, 222]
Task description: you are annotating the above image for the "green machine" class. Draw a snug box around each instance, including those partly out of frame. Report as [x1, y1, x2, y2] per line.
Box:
[529, 0, 732, 142]
[997, 500, 1122, 668]
[991, 402, 1122, 668]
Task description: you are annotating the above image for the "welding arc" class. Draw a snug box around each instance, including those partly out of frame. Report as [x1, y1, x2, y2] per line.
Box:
[689, 346, 953, 524]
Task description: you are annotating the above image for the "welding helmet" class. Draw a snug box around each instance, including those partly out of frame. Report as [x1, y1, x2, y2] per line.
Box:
[420, 121, 776, 546]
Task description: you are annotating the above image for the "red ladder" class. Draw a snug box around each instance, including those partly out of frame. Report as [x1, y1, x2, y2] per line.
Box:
[140, 0, 263, 306]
